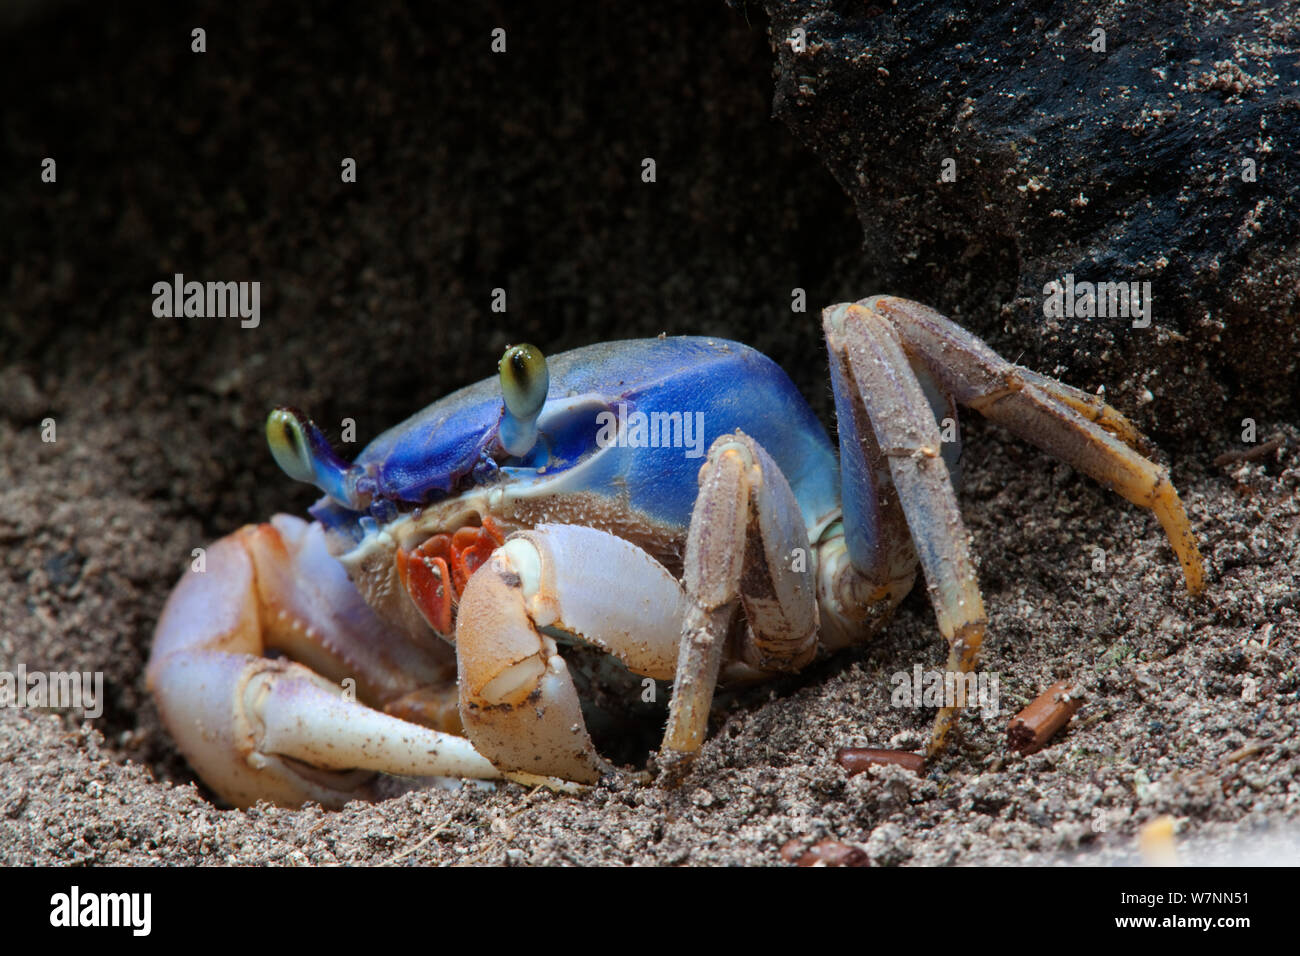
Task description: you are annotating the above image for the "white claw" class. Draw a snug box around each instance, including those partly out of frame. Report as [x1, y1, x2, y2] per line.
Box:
[148, 516, 500, 808]
[456, 524, 687, 783]
[249, 664, 500, 780]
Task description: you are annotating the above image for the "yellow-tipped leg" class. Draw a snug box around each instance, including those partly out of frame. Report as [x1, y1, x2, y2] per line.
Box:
[863, 295, 1205, 597]
[825, 303, 990, 759]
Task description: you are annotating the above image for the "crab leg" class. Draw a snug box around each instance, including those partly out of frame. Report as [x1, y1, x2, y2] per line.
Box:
[148, 515, 500, 808]
[660, 432, 819, 771]
[823, 296, 1206, 756]
[824, 306, 988, 755]
[455, 523, 687, 784]
[854, 295, 1205, 595]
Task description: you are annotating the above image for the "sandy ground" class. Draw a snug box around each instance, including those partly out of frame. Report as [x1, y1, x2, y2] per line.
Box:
[2, 1, 1297, 866]
[3, 409, 1296, 865]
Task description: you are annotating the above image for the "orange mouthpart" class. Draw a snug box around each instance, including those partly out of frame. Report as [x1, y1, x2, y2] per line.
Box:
[395, 516, 506, 636]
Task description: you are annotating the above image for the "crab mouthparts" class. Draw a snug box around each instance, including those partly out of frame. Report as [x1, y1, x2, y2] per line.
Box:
[394, 517, 507, 636]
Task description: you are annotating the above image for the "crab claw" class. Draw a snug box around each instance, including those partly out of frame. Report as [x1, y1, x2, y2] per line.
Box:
[148, 515, 501, 808]
[455, 523, 686, 786]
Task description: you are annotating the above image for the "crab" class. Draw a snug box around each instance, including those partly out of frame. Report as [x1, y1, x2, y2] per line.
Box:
[148, 296, 1205, 807]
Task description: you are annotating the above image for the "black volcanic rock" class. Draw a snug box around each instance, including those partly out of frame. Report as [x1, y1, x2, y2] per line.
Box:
[763, 0, 1300, 437]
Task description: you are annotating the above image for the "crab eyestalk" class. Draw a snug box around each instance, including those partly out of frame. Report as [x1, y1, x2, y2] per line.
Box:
[266, 407, 371, 510]
[497, 343, 549, 457]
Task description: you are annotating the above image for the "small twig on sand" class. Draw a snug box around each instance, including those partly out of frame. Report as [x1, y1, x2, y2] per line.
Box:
[383, 813, 452, 867]
[1007, 681, 1084, 755]
[781, 838, 870, 867]
[836, 747, 926, 775]
[1213, 436, 1284, 467]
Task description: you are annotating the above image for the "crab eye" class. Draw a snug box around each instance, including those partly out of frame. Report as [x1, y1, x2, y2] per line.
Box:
[497, 344, 548, 457]
[266, 407, 316, 484]
[499, 344, 548, 421]
[266, 406, 369, 511]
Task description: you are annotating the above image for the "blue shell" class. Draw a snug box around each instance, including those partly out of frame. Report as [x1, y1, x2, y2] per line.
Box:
[311, 337, 839, 544]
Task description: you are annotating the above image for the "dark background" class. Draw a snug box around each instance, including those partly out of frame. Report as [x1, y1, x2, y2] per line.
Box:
[1, 1, 1296, 866]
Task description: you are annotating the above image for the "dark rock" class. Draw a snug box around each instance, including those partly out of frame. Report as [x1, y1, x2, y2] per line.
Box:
[762, 0, 1300, 438]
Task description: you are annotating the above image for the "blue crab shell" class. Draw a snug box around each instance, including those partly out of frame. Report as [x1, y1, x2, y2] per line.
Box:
[310, 337, 840, 546]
